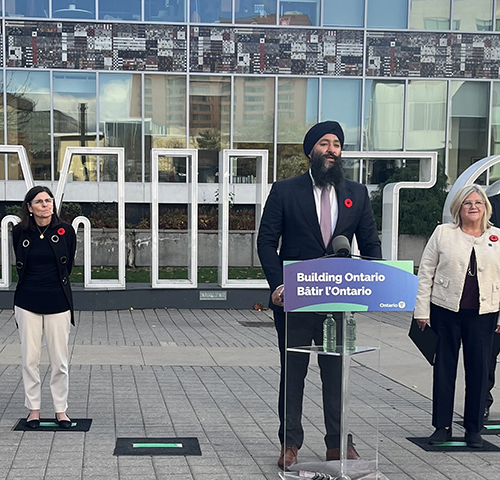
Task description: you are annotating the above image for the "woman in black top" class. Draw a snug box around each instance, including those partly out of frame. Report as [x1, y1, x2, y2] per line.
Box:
[13, 186, 76, 429]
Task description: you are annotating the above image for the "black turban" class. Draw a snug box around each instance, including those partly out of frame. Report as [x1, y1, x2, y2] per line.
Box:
[303, 121, 344, 157]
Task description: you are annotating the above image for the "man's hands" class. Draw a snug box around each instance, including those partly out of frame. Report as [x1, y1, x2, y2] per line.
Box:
[272, 284, 284, 307]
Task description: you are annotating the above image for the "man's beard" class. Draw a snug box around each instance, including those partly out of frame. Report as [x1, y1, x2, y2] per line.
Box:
[309, 151, 344, 188]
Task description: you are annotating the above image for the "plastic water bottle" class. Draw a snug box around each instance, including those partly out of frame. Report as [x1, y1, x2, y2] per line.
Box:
[345, 312, 356, 352]
[323, 313, 336, 352]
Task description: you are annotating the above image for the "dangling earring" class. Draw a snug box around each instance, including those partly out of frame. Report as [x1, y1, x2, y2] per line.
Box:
[29, 212, 33, 217]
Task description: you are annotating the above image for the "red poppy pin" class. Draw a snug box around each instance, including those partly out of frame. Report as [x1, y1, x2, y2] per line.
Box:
[344, 198, 353, 208]
[490, 235, 498, 242]
[57, 228, 65, 236]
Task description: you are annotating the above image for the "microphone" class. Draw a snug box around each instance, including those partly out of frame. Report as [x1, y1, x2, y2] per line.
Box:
[331, 235, 351, 258]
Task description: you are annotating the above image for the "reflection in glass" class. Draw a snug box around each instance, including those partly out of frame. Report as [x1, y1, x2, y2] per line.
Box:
[156, 156, 187, 182]
[406, 81, 446, 165]
[7, 71, 51, 180]
[99, 73, 142, 182]
[52, 0, 95, 19]
[454, 0, 493, 31]
[490, 84, 500, 182]
[410, 0, 451, 29]
[235, 0, 276, 24]
[5, 0, 49, 17]
[368, 0, 408, 29]
[322, 79, 362, 181]
[99, 0, 140, 20]
[321, 79, 362, 150]
[189, 76, 231, 183]
[190, 0, 231, 23]
[449, 81, 489, 183]
[145, 0, 185, 21]
[53, 72, 97, 181]
[279, 0, 319, 26]
[277, 78, 318, 180]
[364, 80, 404, 151]
[324, 0, 363, 27]
[144, 75, 187, 182]
[233, 77, 275, 181]
[0, 78, 4, 180]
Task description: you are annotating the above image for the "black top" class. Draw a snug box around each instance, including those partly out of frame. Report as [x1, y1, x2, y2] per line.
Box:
[460, 249, 479, 310]
[15, 228, 69, 314]
[13, 220, 76, 323]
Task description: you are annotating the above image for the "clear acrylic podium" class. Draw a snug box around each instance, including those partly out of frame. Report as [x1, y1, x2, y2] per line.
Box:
[280, 258, 418, 480]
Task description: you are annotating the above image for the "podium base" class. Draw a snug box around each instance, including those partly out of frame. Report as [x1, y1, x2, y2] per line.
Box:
[279, 467, 389, 480]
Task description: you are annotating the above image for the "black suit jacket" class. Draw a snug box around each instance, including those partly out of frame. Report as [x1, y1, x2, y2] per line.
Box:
[257, 172, 382, 311]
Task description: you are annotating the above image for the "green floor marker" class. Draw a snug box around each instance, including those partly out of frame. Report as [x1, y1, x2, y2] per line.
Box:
[484, 425, 500, 430]
[39, 422, 77, 428]
[439, 441, 467, 447]
[132, 443, 183, 448]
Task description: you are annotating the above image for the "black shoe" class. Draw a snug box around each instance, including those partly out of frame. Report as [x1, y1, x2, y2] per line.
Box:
[25, 416, 40, 429]
[428, 427, 452, 445]
[55, 414, 72, 429]
[465, 431, 483, 448]
[484, 406, 490, 420]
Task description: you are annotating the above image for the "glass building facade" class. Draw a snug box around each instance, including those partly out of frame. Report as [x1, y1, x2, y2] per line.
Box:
[2, 0, 500, 192]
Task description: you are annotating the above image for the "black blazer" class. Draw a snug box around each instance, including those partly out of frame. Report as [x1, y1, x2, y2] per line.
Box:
[257, 172, 382, 311]
[13, 221, 76, 325]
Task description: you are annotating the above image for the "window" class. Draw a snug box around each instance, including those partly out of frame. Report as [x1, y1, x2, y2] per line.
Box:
[236, 0, 276, 24]
[7, 71, 51, 180]
[410, 0, 451, 29]
[6, 0, 49, 17]
[277, 78, 318, 180]
[190, 0, 231, 23]
[143, 75, 187, 182]
[448, 81, 489, 182]
[189, 76, 231, 182]
[454, 0, 493, 31]
[321, 79, 362, 150]
[368, 0, 408, 29]
[53, 72, 97, 181]
[406, 81, 446, 165]
[364, 80, 404, 151]
[324, 0, 364, 27]
[99, 73, 143, 181]
[53, 0, 95, 19]
[279, 0, 319, 26]
[145, 0, 185, 21]
[99, 0, 140, 20]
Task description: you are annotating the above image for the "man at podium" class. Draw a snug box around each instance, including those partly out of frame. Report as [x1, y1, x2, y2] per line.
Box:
[257, 121, 381, 469]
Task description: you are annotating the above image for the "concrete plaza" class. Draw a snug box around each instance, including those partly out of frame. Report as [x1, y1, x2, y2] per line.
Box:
[0, 308, 498, 480]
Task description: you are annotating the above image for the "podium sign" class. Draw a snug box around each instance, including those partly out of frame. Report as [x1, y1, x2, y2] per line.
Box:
[283, 258, 418, 313]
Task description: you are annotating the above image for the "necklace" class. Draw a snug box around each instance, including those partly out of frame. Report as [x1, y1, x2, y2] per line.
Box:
[467, 255, 476, 277]
[35, 224, 50, 239]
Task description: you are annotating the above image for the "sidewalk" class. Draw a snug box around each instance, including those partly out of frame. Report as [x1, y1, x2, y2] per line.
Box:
[0, 308, 498, 480]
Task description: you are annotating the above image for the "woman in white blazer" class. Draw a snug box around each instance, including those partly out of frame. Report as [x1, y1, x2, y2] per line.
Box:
[414, 184, 500, 448]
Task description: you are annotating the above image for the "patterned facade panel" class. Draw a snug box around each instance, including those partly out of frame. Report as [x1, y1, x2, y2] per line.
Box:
[190, 27, 364, 76]
[366, 31, 500, 79]
[5, 21, 187, 71]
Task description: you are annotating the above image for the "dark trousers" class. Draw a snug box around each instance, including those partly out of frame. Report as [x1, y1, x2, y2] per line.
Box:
[486, 332, 500, 408]
[431, 304, 497, 433]
[274, 310, 343, 449]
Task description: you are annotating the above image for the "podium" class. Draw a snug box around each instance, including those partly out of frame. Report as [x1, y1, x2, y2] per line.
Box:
[280, 257, 418, 480]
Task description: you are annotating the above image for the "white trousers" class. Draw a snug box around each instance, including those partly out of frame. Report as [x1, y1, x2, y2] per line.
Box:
[15, 306, 71, 413]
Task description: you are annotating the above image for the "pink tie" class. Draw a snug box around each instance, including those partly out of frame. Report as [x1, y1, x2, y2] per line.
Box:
[320, 187, 331, 248]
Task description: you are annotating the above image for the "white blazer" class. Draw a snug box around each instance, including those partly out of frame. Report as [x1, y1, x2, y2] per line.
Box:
[414, 223, 500, 320]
